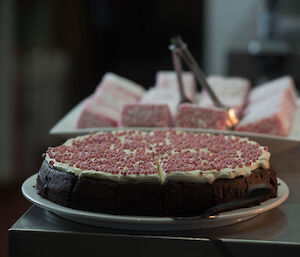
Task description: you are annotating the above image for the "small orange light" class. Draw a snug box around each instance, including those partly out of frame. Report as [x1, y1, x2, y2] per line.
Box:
[226, 108, 239, 128]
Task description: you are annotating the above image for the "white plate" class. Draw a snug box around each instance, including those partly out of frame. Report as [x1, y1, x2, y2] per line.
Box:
[22, 174, 289, 231]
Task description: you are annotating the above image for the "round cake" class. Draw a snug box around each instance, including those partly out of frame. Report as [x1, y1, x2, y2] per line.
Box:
[36, 129, 277, 216]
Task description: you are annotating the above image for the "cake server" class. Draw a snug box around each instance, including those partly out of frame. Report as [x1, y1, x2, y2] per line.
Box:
[169, 36, 239, 129]
[173, 183, 273, 220]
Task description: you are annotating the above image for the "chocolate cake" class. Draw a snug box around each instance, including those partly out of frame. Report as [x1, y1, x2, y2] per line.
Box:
[36, 129, 277, 216]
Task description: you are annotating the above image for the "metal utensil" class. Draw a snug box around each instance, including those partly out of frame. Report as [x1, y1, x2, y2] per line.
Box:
[173, 183, 273, 220]
[169, 36, 239, 129]
[169, 44, 192, 104]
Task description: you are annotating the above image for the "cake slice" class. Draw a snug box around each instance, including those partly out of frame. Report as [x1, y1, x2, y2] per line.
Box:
[77, 72, 145, 128]
[158, 131, 276, 215]
[249, 75, 297, 104]
[77, 97, 120, 128]
[95, 72, 145, 101]
[140, 87, 178, 116]
[235, 90, 296, 136]
[141, 71, 197, 116]
[236, 76, 298, 136]
[199, 76, 250, 117]
[119, 87, 176, 127]
[155, 71, 196, 102]
[94, 87, 138, 112]
[120, 103, 173, 127]
[176, 104, 228, 130]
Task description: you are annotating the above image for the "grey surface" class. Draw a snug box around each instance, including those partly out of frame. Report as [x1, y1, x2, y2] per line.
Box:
[8, 144, 300, 256]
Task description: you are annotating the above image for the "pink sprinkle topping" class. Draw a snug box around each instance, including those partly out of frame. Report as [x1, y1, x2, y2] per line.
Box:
[46, 129, 267, 175]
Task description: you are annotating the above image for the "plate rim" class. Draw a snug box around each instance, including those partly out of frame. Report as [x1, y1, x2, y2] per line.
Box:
[22, 174, 289, 226]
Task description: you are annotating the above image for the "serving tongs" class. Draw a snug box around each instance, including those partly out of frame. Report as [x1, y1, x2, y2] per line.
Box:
[169, 36, 239, 129]
[173, 183, 273, 220]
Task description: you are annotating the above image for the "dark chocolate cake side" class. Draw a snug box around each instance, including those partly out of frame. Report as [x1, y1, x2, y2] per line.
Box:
[36, 160, 78, 207]
[36, 160, 277, 216]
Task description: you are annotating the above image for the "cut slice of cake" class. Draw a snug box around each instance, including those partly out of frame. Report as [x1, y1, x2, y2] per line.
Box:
[199, 76, 250, 117]
[176, 104, 228, 130]
[249, 75, 297, 104]
[155, 71, 196, 102]
[95, 72, 145, 101]
[236, 76, 298, 136]
[120, 104, 173, 127]
[77, 97, 120, 128]
[235, 91, 296, 136]
[140, 87, 179, 116]
[77, 72, 145, 128]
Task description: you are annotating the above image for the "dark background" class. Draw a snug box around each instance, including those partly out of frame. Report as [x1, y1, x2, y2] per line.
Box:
[17, 0, 204, 108]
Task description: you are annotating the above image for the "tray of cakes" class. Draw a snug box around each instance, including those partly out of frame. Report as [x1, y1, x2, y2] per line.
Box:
[49, 72, 300, 152]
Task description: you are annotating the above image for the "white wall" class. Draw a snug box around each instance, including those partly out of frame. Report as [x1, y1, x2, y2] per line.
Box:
[204, 0, 261, 75]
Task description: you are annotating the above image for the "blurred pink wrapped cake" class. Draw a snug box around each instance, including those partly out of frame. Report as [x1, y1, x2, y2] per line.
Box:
[120, 104, 173, 127]
[198, 76, 251, 118]
[176, 76, 249, 130]
[236, 76, 298, 136]
[77, 73, 145, 128]
[176, 104, 228, 130]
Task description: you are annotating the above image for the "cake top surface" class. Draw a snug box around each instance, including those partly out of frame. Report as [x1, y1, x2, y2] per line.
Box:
[45, 129, 270, 183]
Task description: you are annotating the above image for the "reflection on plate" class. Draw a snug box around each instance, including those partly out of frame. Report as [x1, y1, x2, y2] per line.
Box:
[22, 174, 289, 231]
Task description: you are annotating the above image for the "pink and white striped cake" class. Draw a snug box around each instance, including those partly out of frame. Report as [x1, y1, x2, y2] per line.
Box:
[95, 72, 145, 101]
[236, 87, 297, 136]
[155, 71, 196, 102]
[77, 73, 145, 128]
[120, 104, 173, 127]
[77, 97, 120, 128]
[249, 76, 297, 105]
[119, 88, 176, 127]
[199, 76, 250, 117]
[176, 104, 228, 130]
[140, 87, 179, 116]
